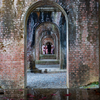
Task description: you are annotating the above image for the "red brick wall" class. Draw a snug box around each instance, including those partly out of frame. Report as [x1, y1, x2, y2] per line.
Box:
[68, 0, 99, 87]
[0, 0, 25, 89]
[0, 0, 99, 89]
[0, 38, 24, 89]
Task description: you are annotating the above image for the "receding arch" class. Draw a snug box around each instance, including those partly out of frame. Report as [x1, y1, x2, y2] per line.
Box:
[24, 0, 69, 88]
[35, 22, 60, 61]
[41, 35, 55, 54]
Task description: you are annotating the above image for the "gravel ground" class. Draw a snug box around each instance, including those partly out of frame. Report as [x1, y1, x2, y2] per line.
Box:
[27, 72, 67, 88]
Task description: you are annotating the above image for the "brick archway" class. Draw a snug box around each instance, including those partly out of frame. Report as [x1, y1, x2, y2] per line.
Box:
[35, 22, 60, 61]
[24, 0, 69, 88]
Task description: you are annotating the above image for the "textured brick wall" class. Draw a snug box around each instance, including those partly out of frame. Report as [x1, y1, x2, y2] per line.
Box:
[0, 0, 99, 89]
[68, 0, 99, 87]
[0, 0, 25, 89]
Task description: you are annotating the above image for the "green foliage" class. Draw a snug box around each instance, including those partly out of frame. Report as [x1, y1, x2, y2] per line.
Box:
[91, 82, 99, 85]
[81, 82, 99, 88]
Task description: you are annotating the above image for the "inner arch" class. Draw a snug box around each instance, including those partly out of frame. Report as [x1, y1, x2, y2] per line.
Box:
[24, 0, 69, 88]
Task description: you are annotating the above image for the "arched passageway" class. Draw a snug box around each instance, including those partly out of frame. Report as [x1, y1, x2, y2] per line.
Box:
[35, 23, 60, 66]
[24, 0, 69, 88]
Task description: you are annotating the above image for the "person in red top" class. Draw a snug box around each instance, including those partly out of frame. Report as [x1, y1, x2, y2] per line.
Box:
[45, 45, 48, 54]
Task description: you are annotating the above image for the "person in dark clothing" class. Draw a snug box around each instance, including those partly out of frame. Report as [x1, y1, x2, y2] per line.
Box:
[47, 42, 51, 54]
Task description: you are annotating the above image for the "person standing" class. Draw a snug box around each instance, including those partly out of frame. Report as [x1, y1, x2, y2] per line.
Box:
[42, 44, 45, 54]
[47, 42, 51, 54]
[45, 45, 48, 54]
[51, 44, 54, 54]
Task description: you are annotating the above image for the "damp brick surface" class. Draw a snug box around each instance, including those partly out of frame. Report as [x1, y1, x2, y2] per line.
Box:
[0, 0, 99, 89]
